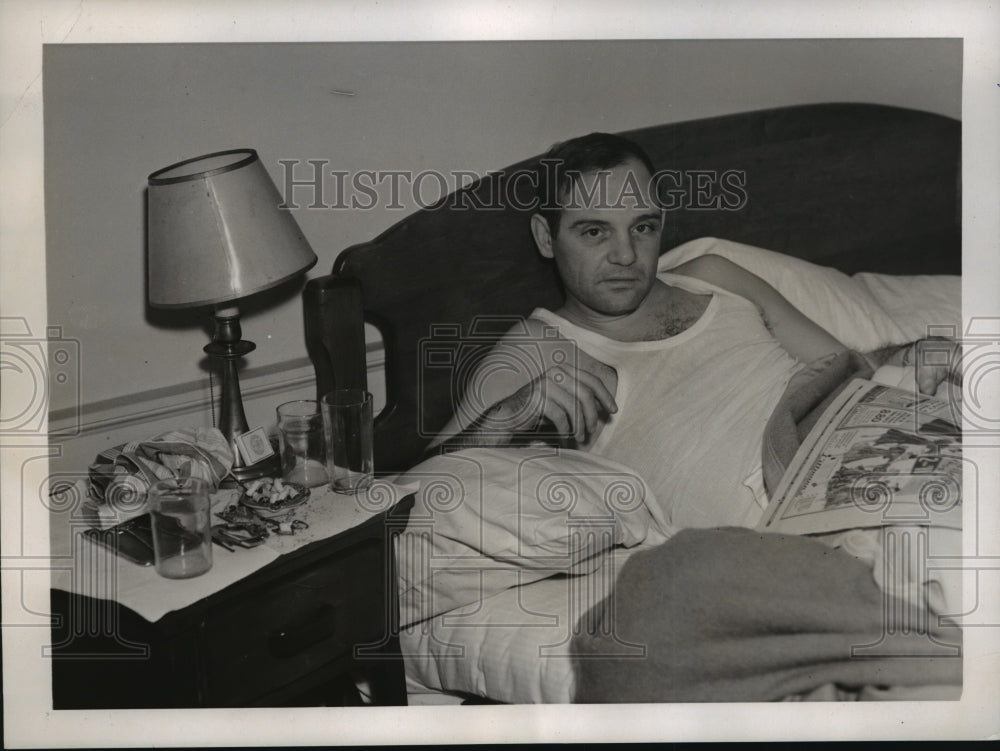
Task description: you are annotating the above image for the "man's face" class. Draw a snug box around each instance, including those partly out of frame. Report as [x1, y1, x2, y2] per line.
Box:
[532, 158, 663, 321]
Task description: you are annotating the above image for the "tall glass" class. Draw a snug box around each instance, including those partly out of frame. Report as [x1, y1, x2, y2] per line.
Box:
[321, 389, 374, 494]
[148, 477, 213, 579]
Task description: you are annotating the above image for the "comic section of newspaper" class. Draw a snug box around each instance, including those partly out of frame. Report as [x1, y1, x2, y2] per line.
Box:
[758, 378, 961, 535]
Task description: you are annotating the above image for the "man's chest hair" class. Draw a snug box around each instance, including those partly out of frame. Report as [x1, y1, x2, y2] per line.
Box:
[635, 288, 712, 341]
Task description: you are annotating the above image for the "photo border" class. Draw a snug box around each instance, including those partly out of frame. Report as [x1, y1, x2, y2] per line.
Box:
[2, 1, 998, 746]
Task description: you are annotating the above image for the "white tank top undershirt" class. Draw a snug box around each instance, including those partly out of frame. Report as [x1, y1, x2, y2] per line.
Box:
[529, 272, 803, 529]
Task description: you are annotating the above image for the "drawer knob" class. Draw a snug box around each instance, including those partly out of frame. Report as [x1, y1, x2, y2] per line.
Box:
[268, 603, 338, 658]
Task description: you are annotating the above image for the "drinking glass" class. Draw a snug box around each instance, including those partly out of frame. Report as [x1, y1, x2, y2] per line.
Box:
[276, 400, 329, 487]
[148, 477, 213, 579]
[321, 389, 374, 494]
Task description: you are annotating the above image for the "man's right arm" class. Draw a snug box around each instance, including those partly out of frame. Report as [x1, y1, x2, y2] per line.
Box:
[433, 358, 618, 452]
[427, 321, 618, 453]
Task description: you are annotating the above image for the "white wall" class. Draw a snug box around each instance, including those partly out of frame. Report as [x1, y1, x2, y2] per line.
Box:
[43, 39, 961, 474]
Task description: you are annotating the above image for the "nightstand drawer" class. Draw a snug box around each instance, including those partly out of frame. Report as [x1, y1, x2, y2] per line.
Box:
[198, 538, 386, 705]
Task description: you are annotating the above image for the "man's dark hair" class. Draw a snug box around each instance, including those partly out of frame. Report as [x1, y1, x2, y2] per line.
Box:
[535, 132, 657, 238]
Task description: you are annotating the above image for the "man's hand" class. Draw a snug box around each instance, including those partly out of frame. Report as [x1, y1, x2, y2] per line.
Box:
[439, 349, 618, 451]
[905, 337, 963, 396]
[494, 354, 618, 445]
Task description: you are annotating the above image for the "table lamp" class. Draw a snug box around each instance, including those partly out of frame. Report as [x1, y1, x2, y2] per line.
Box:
[147, 148, 318, 482]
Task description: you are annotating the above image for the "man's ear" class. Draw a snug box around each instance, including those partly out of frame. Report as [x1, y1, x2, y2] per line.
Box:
[531, 213, 555, 259]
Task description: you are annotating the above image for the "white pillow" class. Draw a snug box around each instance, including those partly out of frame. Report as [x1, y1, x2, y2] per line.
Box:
[395, 446, 673, 627]
[854, 272, 962, 343]
[660, 237, 911, 352]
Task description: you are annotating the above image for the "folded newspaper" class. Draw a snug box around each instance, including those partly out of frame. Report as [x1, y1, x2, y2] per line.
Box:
[757, 378, 961, 535]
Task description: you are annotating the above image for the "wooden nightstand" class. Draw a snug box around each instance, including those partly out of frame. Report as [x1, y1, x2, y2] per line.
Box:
[50, 494, 413, 708]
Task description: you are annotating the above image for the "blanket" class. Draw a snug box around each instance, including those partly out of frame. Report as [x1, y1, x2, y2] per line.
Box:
[571, 527, 962, 702]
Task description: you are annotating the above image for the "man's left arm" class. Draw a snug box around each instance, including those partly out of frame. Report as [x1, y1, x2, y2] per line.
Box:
[670, 254, 847, 364]
[672, 254, 961, 395]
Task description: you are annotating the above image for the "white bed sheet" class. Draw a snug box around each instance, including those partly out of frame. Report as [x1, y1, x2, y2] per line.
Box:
[403, 526, 964, 705]
[402, 547, 640, 705]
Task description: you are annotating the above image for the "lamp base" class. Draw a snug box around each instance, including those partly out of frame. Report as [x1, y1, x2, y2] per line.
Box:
[205, 306, 281, 488]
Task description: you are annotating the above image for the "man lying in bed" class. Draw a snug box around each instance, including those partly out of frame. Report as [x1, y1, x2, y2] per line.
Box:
[429, 132, 958, 529]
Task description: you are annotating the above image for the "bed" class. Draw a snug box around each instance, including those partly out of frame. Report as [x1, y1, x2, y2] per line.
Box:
[303, 103, 963, 704]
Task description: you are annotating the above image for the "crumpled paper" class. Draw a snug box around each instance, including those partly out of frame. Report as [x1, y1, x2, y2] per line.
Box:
[87, 426, 235, 517]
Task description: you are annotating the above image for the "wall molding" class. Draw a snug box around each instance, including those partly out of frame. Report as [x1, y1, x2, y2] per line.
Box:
[48, 346, 386, 439]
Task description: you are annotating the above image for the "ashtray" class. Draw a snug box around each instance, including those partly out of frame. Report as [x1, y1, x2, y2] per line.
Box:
[238, 477, 310, 519]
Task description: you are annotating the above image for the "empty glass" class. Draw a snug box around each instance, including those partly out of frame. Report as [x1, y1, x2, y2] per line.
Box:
[276, 399, 330, 488]
[321, 389, 374, 494]
[148, 477, 213, 579]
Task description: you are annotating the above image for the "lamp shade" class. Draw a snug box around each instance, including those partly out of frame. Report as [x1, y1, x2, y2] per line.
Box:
[147, 149, 317, 308]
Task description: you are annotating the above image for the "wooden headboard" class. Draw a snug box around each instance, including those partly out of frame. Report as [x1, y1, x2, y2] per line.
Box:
[304, 103, 961, 473]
